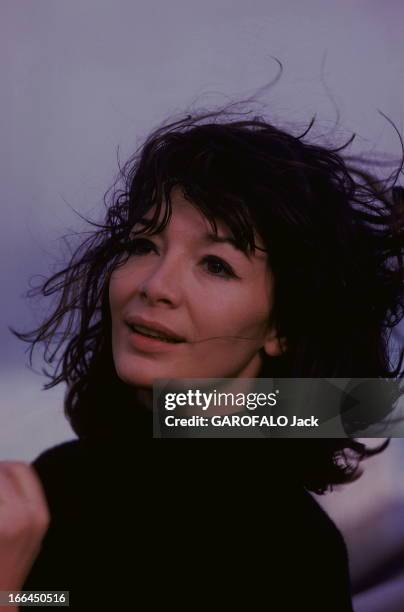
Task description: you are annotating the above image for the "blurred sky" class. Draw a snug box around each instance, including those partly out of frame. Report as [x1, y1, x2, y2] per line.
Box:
[1, 0, 404, 460]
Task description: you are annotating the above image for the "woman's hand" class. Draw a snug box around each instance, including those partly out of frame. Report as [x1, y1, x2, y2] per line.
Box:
[0, 461, 50, 591]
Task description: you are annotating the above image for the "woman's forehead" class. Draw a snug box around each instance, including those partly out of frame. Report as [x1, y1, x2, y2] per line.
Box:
[136, 186, 267, 252]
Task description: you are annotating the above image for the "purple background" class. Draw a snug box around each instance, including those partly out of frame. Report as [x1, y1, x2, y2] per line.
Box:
[1, 2, 404, 608]
[1, 3, 403, 452]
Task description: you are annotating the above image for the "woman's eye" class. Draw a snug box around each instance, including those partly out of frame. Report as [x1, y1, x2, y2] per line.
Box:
[122, 240, 236, 278]
[203, 256, 236, 278]
[125, 237, 157, 255]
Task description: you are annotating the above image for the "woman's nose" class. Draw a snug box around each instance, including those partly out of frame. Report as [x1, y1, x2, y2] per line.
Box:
[137, 255, 183, 306]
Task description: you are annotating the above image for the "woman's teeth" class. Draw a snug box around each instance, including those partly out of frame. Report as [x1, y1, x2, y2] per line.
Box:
[130, 325, 179, 343]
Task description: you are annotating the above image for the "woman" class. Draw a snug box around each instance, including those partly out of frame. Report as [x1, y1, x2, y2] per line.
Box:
[2, 105, 403, 610]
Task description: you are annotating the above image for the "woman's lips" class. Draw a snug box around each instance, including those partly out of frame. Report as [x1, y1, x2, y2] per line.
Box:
[126, 325, 185, 352]
[125, 317, 186, 342]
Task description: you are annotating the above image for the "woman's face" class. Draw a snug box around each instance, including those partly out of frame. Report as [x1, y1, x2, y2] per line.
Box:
[109, 186, 284, 389]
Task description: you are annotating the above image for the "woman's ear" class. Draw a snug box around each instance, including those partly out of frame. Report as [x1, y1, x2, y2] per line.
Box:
[263, 329, 287, 357]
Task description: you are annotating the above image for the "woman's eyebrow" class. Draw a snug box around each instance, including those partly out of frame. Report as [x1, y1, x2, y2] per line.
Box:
[133, 220, 258, 259]
[202, 232, 260, 261]
[202, 232, 239, 249]
[133, 221, 239, 248]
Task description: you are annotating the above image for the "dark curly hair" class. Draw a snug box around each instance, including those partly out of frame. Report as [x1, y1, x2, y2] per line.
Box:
[11, 102, 404, 494]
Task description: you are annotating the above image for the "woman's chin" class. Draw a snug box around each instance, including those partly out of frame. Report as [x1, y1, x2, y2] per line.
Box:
[115, 362, 174, 388]
[117, 370, 154, 388]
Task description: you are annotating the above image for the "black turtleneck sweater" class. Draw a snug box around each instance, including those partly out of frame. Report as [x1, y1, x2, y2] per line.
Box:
[22, 407, 354, 611]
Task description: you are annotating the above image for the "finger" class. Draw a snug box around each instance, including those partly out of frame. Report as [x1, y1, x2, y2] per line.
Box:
[0, 466, 23, 502]
[0, 462, 49, 514]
